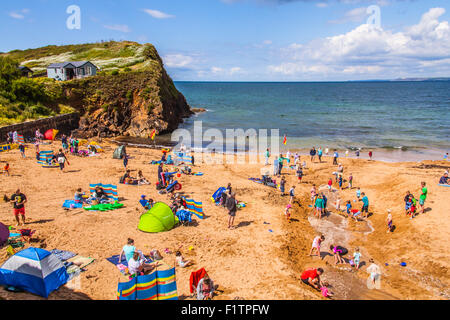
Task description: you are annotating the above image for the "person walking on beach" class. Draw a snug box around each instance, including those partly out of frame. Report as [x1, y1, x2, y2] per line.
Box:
[19, 143, 25, 158]
[226, 192, 237, 229]
[3, 163, 10, 176]
[123, 153, 129, 169]
[355, 149, 360, 158]
[318, 147, 323, 163]
[314, 194, 324, 219]
[265, 148, 270, 165]
[56, 149, 69, 172]
[348, 173, 353, 189]
[333, 150, 339, 165]
[359, 192, 369, 218]
[419, 182, 427, 216]
[10, 189, 27, 226]
[277, 154, 284, 176]
[369, 150, 373, 160]
[280, 176, 286, 196]
[325, 147, 329, 156]
[310, 147, 316, 163]
[296, 166, 303, 183]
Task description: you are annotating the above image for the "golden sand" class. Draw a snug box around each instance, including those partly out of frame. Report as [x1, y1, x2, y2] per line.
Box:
[0, 141, 449, 300]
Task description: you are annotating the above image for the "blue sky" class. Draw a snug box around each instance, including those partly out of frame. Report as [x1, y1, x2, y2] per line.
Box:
[1, 0, 450, 81]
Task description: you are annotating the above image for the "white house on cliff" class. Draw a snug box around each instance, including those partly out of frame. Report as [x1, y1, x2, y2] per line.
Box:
[47, 61, 98, 81]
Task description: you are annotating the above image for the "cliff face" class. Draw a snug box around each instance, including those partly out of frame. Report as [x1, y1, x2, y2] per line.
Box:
[3, 41, 192, 138]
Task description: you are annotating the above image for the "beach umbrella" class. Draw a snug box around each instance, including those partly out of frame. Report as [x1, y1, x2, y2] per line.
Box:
[0, 222, 9, 246]
[44, 129, 59, 141]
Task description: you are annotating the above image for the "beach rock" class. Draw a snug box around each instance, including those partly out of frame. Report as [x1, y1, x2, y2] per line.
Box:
[192, 108, 207, 113]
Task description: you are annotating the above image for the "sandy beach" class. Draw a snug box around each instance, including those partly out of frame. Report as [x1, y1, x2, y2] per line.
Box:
[0, 141, 449, 300]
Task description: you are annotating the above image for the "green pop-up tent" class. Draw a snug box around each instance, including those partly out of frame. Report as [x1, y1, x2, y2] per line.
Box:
[138, 202, 178, 233]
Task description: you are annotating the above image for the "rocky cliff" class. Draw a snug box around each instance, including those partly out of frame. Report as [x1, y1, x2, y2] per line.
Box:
[2, 41, 193, 137]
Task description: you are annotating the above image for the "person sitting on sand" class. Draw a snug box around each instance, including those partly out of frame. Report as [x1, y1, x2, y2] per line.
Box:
[300, 267, 324, 290]
[309, 234, 325, 258]
[175, 251, 191, 268]
[330, 244, 345, 265]
[119, 238, 145, 263]
[139, 195, 154, 210]
[128, 251, 158, 277]
[439, 172, 449, 185]
[137, 170, 150, 185]
[320, 282, 334, 299]
[197, 275, 215, 300]
[92, 186, 110, 203]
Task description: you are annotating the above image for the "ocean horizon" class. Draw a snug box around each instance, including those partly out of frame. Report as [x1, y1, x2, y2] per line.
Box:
[173, 81, 450, 162]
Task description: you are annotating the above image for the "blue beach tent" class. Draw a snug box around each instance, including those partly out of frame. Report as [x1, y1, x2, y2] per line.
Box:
[0, 247, 69, 298]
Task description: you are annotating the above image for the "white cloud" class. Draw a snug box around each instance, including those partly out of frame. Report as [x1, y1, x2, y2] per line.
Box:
[104, 24, 131, 33]
[268, 7, 450, 78]
[163, 54, 194, 68]
[143, 9, 175, 19]
[9, 9, 29, 20]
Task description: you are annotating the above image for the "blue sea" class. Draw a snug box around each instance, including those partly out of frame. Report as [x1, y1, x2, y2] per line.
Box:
[174, 81, 450, 161]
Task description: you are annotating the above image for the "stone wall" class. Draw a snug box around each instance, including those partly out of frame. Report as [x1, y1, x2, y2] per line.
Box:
[0, 113, 80, 143]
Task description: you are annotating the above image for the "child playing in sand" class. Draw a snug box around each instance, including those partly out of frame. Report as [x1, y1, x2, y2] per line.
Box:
[3, 163, 10, 176]
[320, 282, 334, 298]
[309, 234, 325, 257]
[346, 200, 352, 218]
[348, 173, 353, 189]
[330, 245, 345, 265]
[338, 175, 343, 189]
[409, 196, 417, 219]
[289, 186, 295, 204]
[296, 167, 303, 183]
[285, 204, 292, 221]
[327, 178, 332, 190]
[356, 187, 361, 199]
[386, 210, 393, 233]
[353, 248, 362, 270]
[175, 251, 191, 268]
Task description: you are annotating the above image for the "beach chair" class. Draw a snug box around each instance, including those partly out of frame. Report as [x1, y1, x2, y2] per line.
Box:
[89, 183, 119, 202]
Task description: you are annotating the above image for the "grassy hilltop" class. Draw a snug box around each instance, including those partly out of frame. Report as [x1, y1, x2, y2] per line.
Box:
[0, 41, 192, 136]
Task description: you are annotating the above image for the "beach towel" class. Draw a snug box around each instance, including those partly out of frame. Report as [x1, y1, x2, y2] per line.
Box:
[67, 255, 95, 269]
[106, 254, 153, 268]
[89, 183, 119, 202]
[117, 268, 178, 300]
[62, 200, 83, 209]
[50, 249, 77, 261]
[83, 202, 124, 211]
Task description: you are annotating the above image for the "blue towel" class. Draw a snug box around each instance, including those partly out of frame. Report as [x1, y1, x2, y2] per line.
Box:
[51, 249, 77, 261]
[106, 254, 153, 267]
[63, 200, 83, 209]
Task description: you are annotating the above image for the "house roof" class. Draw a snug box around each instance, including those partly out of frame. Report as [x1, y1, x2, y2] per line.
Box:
[19, 66, 33, 72]
[47, 61, 97, 69]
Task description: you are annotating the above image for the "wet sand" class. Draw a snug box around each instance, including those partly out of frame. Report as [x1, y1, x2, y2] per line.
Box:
[0, 141, 449, 300]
